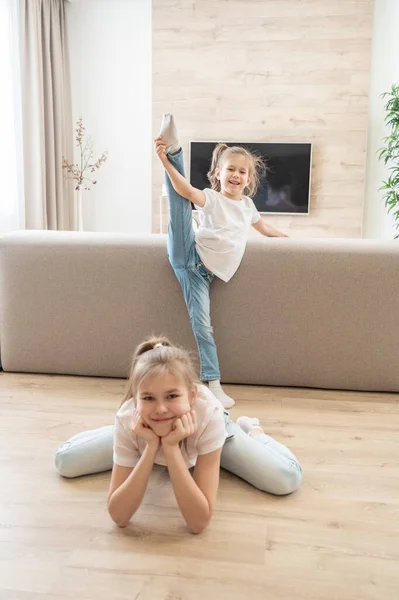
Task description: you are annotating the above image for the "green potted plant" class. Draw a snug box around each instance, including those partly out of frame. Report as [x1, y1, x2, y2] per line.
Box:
[378, 84, 399, 239]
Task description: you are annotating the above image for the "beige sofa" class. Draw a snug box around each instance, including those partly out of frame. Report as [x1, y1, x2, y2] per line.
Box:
[0, 230, 398, 392]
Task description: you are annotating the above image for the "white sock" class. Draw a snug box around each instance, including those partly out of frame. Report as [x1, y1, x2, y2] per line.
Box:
[159, 113, 180, 155]
[208, 380, 235, 409]
[236, 416, 264, 435]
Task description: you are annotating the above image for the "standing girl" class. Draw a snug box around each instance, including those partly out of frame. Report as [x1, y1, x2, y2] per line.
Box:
[156, 114, 288, 408]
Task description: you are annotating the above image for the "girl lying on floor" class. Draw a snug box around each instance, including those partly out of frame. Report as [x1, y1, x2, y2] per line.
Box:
[54, 336, 303, 534]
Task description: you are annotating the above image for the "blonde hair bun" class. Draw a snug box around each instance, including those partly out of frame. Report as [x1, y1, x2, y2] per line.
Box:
[121, 335, 198, 404]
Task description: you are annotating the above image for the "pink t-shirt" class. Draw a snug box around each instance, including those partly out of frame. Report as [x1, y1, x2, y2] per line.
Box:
[113, 384, 227, 469]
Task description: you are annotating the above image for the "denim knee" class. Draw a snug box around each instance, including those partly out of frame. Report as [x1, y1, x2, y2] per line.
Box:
[191, 321, 214, 339]
[256, 462, 303, 495]
[54, 443, 81, 478]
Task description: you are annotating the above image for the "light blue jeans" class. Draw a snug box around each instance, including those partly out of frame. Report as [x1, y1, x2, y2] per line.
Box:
[165, 148, 220, 382]
[54, 413, 303, 495]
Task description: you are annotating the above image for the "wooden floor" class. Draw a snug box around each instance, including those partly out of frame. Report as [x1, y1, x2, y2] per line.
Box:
[0, 372, 398, 600]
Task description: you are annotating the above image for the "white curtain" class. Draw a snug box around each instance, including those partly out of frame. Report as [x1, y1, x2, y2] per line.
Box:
[20, 0, 75, 230]
[0, 0, 24, 236]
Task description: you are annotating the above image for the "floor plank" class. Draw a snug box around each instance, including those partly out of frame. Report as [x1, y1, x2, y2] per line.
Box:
[0, 372, 398, 600]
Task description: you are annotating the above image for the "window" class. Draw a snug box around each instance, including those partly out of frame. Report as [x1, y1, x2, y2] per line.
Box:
[0, 0, 24, 235]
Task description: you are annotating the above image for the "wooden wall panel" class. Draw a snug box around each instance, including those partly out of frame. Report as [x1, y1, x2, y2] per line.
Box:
[153, 0, 374, 237]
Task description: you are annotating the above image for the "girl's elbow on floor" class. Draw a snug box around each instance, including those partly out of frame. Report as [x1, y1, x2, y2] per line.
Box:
[107, 500, 131, 528]
[187, 513, 212, 534]
[114, 518, 130, 529]
[108, 507, 130, 529]
[188, 520, 210, 535]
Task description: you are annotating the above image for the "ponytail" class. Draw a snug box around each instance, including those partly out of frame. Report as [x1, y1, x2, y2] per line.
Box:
[132, 335, 172, 364]
[207, 143, 229, 192]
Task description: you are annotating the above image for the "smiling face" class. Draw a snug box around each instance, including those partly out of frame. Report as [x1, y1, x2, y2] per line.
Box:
[216, 152, 251, 200]
[136, 371, 197, 437]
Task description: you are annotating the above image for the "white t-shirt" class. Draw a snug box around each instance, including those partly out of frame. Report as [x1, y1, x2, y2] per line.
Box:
[194, 188, 261, 282]
[113, 384, 227, 469]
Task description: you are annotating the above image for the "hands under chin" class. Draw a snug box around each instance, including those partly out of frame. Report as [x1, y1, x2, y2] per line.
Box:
[132, 409, 197, 451]
[161, 410, 198, 448]
[132, 410, 161, 449]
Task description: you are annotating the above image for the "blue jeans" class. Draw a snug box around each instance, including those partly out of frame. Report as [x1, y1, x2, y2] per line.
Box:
[54, 420, 303, 495]
[165, 148, 220, 382]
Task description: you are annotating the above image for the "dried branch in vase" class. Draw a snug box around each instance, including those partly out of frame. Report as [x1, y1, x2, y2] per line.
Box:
[62, 117, 108, 191]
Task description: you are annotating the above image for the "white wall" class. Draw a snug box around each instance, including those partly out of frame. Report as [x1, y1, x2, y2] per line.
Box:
[66, 0, 152, 233]
[363, 0, 399, 239]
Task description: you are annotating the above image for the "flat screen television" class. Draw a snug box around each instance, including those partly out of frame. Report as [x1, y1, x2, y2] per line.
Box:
[189, 141, 312, 215]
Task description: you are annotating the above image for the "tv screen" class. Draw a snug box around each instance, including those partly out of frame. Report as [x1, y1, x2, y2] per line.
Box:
[189, 141, 312, 215]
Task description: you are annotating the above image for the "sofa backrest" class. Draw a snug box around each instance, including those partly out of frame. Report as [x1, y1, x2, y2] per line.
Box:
[1, 230, 398, 392]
